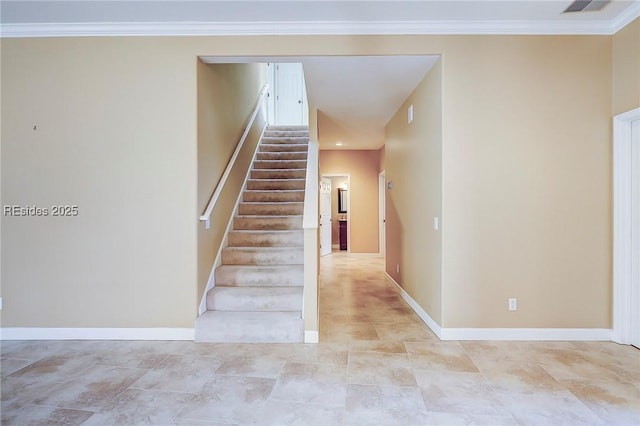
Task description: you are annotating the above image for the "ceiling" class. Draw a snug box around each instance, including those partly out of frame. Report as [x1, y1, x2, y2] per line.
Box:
[4, 1, 639, 150]
[202, 55, 439, 150]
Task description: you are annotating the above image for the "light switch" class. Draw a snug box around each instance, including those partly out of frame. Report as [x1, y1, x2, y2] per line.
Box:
[408, 105, 414, 124]
[433, 217, 439, 230]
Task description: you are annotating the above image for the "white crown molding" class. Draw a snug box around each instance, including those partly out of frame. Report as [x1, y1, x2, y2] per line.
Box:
[611, 1, 640, 33]
[0, 18, 630, 38]
[0, 327, 195, 340]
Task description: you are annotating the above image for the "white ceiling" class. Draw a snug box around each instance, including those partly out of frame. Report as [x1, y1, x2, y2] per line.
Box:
[4, 1, 639, 150]
[303, 56, 439, 149]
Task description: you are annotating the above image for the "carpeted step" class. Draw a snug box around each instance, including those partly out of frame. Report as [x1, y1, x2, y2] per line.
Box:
[221, 247, 303, 265]
[234, 215, 302, 230]
[256, 152, 308, 161]
[238, 202, 303, 216]
[195, 311, 303, 343]
[243, 190, 304, 202]
[246, 179, 305, 190]
[215, 265, 304, 286]
[250, 169, 306, 180]
[206, 287, 303, 311]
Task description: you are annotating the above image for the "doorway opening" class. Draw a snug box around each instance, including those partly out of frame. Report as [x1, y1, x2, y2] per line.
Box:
[321, 174, 351, 255]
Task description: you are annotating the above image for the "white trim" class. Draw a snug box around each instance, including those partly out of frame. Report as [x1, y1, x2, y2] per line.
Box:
[613, 107, 640, 345]
[0, 19, 631, 38]
[0, 328, 194, 341]
[611, 2, 640, 34]
[386, 272, 443, 339]
[302, 140, 319, 230]
[304, 330, 319, 344]
[440, 328, 612, 341]
[386, 272, 613, 342]
[379, 171, 386, 259]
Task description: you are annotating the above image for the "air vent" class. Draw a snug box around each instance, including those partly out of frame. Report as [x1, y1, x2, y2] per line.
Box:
[563, 0, 610, 13]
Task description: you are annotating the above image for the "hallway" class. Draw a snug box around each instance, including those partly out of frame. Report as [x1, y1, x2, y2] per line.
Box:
[1, 254, 639, 425]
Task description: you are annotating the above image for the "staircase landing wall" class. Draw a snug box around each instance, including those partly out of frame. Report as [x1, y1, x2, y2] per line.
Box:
[197, 62, 268, 307]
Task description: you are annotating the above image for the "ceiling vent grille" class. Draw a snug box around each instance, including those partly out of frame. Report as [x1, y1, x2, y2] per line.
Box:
[563, 0, 611, 13]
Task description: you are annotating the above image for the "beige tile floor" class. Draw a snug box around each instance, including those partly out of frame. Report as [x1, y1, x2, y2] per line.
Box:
[2, 252, 639, 425]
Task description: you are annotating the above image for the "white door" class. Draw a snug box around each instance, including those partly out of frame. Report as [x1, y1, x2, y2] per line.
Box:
[320, 177, 332, 257]
[379, 172, 386, 258]
[266, 63, 276, 124]
[273, 63, 308, 125]
[631, 119, 640, 348]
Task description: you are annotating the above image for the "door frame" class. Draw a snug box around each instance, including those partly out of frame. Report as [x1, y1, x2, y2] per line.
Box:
[319, 176, 332, 257]
[612, 107, 640, 345]
[379, 171, 386, 258]
[322, 174, 351, 254]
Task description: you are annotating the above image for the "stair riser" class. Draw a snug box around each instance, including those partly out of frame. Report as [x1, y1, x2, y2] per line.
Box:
[256, 152, 308, 161]
[238, 203, 303, 216]
[234, 216, 302, 230]
[254, 160, 307, 169]
[243, 191, 304, 202]
[207, 287, 303, 311]
[228, 231, 303, 247]
[222, 248, 303, 265]
[260, 144, 308, 153]
[247, 180, 305, 190]
[263, 130, 308, 136]
[261, 136, 309, 144]
[250, 169, 306, 180]
[195, 312, 303, 343]
[215, 265, 304, 286]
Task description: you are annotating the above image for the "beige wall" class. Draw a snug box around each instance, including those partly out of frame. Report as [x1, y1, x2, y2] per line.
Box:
[1, 38, 199, 327]
[613, 18, 640, 115]
[320, 150, 380, 253]
[385, 60, 442, 324]
[378, 146, 386, 173]
[441, 36, 611, 328]
[197, 62, 266, 306]
[0, 31, 620, 330]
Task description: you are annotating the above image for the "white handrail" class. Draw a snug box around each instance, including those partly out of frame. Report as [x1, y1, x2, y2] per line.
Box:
[199, 84, 269, 229]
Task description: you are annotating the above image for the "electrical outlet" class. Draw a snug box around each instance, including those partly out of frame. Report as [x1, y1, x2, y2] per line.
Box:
[396, 264, 400, 273]
[508, 298, 517, 311]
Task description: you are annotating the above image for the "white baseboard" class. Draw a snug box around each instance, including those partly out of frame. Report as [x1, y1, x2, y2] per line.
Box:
[0, 328, 195, 341]
[304, 330, 319, 344]
[384, 273, 613, 342]
[440, 327, 612, 341]
[385, 272, 443, 339]
[331, 244, 339, 250]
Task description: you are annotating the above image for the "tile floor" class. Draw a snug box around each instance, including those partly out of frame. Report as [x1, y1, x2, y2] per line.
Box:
[1, 253, 639, 425]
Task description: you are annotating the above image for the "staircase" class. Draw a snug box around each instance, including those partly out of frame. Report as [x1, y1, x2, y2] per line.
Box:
[195, 125, 309, 342]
